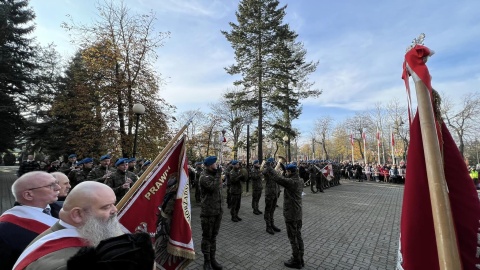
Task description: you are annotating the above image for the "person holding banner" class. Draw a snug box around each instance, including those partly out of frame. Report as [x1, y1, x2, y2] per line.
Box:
[199, 156, 224, 270]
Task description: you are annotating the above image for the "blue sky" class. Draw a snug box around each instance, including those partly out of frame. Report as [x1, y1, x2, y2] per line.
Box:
[30, 0, 480, 143]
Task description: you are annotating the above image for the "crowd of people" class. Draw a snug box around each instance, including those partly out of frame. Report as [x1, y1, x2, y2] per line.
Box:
[4, 151, 421, 270]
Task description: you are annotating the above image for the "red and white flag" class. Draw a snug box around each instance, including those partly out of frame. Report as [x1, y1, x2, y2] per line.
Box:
[321, 164, 334, 181]
[117, 137, 195, 270]
[350, 133, 354, 146]
[391, 131, 395, 146]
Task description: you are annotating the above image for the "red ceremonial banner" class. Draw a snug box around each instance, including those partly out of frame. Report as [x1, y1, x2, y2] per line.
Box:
[117, 137, 195, 269]
[398, 112, 480, 269]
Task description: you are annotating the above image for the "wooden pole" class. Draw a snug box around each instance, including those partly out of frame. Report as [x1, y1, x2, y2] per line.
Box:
[116, 116, 195, 212]
[413, 79, 461, 270]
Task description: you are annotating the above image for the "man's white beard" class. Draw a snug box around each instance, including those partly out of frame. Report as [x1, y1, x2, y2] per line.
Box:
[78, 213, 124, 246]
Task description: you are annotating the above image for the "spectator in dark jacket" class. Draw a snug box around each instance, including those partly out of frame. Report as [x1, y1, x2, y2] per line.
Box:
[17, 155, 40, 177]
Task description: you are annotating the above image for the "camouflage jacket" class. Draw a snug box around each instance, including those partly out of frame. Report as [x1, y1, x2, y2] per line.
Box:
[250, 167, 263, 191]
[105, 169, 138, 203]
[270, 168, 303, 221]
[229, 168, 244, 195]
[199, 168, 223, 216]
[69, 168, 92, 187]
[87, 165, 112, 183]
[262, 165, 279, 197]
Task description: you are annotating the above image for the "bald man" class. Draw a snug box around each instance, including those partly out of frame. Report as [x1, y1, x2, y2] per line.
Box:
[0, 171, 59, 270]
[50, 172, 71, 205]
[13, 181, 123, 270]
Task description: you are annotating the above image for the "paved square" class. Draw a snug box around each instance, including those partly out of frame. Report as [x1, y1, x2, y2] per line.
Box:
[186, 180, 403, 270]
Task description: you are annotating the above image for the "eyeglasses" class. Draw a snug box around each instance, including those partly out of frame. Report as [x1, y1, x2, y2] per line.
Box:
[28, 181, 60, 191]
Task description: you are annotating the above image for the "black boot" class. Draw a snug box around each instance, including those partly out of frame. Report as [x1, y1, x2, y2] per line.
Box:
[284, 257, 302, 269]
[236, 216, 242, 221]
[256, 209, 263, 214]
[203, 254, 213, 270]
[231, 216, 239, 222]
[266, 227, 274, 234]
[271, 223, 281, 232]
[210, 250, 223, 270]
[300, 253, 305, 267]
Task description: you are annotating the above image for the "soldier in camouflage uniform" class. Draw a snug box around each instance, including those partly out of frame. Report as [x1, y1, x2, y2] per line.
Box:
[59, 154, 77, 175]
[199, 156, 223, 270]
[267, 163, 304, 269]
[68, 158, 94, 189]
[229, 160, 244, 222]
[262, 158, 281, 235]
[250, 160, 263, 215]
[224, 162, 233, 209]
[105, 158, 138, 204]
[307, 164, 317, 193]
[87, 154, 112, 183]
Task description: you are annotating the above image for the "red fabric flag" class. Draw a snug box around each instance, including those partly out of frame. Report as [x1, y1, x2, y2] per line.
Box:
[117, 137, 195, 269]
[397, 112, 480, 269]
[321, 164, 334, 181]
[391, 131, 395, 146]
[350, 134, 354, 146]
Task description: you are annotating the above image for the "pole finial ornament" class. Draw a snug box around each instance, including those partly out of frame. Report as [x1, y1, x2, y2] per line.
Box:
[406, 33, 426, 53]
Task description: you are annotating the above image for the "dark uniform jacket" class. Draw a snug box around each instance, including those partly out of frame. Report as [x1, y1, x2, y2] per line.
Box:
[250, 168, 263, 191]
[87, 165, 111, 182]
[229, 168, 244, 195]
[105, 169, 138, 203]
[271, 169, 303, 222]
[199, 169, 223, 217]
[262, 165, 279, 197]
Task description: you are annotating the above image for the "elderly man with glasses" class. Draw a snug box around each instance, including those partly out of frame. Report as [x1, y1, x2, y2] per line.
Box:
[0, 171, 60, 270]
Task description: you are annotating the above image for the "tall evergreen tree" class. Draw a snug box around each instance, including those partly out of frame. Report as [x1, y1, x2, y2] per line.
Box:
[222, 0, 294, 160]
[0, 0, 36, 152]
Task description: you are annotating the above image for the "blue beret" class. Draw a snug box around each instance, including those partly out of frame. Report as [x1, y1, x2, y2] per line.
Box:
[115, 158, 128, 167]
[143, 160, 151, 166]
[100, 155, 111, 161]
[82, 157, 93, 164]
[203, 156, 217, 166]
[127, 158, 136, 163]
[253, 160, 259, 165]
[231, 160, 239, 165]
[76, 160, 83, 166]
[68, 154, 77, 158]
[266, 158, 274, 163]
[286, 164, 297, 171]
[195, 162, 202, 166]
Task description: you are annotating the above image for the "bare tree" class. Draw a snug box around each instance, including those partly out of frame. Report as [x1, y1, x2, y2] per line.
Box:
[314, 116, 333, 160]
[385, 98, 409, 162]
[345, 112, 375, 162]
[441, 92, 480, 157]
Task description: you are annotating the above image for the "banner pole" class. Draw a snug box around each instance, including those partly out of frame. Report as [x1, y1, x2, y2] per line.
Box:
[116, 115, 196, 211]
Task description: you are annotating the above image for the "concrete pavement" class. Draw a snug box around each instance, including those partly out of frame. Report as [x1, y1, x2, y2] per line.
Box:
[0, 167, 403, 269]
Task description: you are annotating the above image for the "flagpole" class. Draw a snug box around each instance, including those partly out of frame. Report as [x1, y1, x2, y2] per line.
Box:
[116, 115, 195, 211]
[351, 134, 354, 163]
[411, 77, 461, 270]
[390, 127, 395, 165]
[377, 127, 381, 164]
[363, 129, 367, 164]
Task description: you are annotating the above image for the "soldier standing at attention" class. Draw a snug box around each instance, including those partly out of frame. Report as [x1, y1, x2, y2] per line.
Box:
[199, 156, 223, 270]
[268, 163, 304, 269]
[262, 158, 281, 235]
[69, 158, 94, 188]
[250, 160, 263, 215]
[229, 160, 244, 222]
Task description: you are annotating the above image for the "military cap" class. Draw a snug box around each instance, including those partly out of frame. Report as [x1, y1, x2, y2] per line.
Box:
[286, 164, 297, 171]
[68, 154, 77, 158]
[115, 158, 128, 167]
[204, 156, 217, 166]
[266, 157, 274, 163]
[253, 160, 259, 165]
[143, 160, 151, 166]
[100, 154, 111, 161]
[231, 160, 239, 165]
[76, 160, 84, 166]
[195, 161, 202, 166]
[127, 158, 136, 163]
[82, 157, 93, 164]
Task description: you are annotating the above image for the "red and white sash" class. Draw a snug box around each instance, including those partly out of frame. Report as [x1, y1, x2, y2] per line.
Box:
[13, 228, 88, 270]
[0, 206, 57, 234]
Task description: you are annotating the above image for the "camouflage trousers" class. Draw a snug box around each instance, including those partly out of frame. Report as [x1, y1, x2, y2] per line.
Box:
[264, 195, 278, 226]
[230, 194, 241, 217]
[195, 186, 201, 203]
[251, 189, 262, 210]
[286, 220, 304, 258]
[201, 214, 223, 255]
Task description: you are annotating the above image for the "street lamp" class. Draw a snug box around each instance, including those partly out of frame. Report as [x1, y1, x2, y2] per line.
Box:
[245, 116, 252, 192]
[283, 135, 289, 162]
[132, 103, 145, 158]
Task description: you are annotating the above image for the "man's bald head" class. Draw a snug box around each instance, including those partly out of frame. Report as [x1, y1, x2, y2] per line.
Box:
[60, 182, 117, 227]
[11, 171, 60, 207]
